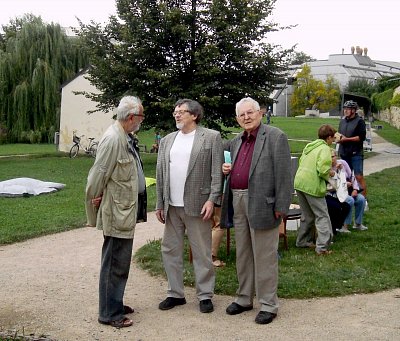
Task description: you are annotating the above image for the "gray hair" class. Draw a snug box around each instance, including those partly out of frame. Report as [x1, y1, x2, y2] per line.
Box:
[235, 97, 260, 117]
[175, 98, 204, 123]
[117, 96, 142, 121]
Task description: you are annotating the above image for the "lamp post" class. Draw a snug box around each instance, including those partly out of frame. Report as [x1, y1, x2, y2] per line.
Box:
[285, 77, 289, 118]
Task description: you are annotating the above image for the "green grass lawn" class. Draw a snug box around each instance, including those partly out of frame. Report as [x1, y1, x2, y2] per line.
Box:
[0, 143, 59, 156]
[135, 166, 400, 299]
[0, 153, 158, 244]
[1, 118, 399, 298]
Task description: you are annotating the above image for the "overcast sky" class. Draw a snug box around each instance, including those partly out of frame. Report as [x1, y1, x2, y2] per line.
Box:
[1, 0, 399, 62]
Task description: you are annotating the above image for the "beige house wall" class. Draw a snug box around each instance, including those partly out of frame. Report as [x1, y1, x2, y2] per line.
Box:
[59, 73, 114, 153]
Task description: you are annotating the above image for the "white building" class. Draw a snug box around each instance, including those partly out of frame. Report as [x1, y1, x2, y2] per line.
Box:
[271, 51, 400, 117]
[59, 69, 114, 153]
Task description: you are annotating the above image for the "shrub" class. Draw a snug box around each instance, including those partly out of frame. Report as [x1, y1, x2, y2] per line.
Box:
[371, 88, 394, 111]
[389, 93, 400, 108]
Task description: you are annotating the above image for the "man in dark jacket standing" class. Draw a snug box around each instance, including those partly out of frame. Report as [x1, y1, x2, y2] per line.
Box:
[221, 97, 292, 324]
[337, 100, 367, 204]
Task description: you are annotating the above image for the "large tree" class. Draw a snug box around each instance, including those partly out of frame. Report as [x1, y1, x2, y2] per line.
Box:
[77, 0, 292, 131]
[290, 65, 340, 116]
[289, 51, 316, 65]
[0, 15, 88, 143]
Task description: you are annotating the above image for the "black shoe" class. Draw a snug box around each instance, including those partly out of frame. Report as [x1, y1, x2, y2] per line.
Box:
[226, 302, 253, 315]
[159, 297, 186, 310]
[255, 311, 277, 325]
[199, 299, 214, 313]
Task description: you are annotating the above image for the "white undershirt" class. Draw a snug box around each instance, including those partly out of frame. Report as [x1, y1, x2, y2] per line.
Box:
[169, 130, 196, 206]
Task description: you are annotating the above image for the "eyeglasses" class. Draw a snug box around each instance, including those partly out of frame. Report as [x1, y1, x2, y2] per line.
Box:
[129, 112, 145, 119]
[172, 110, 191, 117]
[238, 110, 259, 119]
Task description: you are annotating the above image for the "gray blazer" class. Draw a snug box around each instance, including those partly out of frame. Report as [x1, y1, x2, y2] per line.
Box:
[221, 124, 293, 229]
[156, 126, 224, 218]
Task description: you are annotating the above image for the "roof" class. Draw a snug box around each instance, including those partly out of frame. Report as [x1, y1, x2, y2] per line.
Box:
[60, 66, 90, 89]
[293, 54, 400, 84]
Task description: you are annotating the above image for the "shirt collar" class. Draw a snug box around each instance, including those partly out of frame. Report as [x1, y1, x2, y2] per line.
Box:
[242, 125, 260, 141]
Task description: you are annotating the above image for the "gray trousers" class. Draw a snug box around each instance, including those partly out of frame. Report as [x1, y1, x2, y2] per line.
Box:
[232, 190, 279, 314]
[161, 206, 215, 301]
[98, 236, 133, 323]
[296, 191, 333, 252]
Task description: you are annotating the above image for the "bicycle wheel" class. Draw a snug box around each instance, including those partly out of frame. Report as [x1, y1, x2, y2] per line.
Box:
[89, 143, 98, 158]
[69, 144, 79, 158]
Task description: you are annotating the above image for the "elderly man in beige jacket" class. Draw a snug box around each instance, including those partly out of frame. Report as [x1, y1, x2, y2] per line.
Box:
[86, 95, 146, 328]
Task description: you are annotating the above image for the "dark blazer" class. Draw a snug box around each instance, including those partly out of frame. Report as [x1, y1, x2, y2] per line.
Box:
[130, 134, 147, 223]
[221, 124, 293, 229]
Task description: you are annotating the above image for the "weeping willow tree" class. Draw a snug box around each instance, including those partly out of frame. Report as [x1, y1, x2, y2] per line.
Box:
[0, 14, 88, 143]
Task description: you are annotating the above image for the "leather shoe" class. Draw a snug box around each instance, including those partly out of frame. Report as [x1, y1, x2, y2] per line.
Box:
[226, 302, 253, 315]
[199, 299, 214, 313]
[158, 297, 186, 310]
[255, 311, 277, 324]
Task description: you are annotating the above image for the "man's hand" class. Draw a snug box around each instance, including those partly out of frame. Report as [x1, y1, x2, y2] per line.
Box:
[222, 162, 232, 175]
[91, 196, 102, 208]
[201, 200, 215, 221]
[156, 209, 165, 224]
[275, 211, 286, 220]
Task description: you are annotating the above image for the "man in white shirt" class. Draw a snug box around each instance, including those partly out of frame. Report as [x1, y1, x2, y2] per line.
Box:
[156, 99, 224, 314]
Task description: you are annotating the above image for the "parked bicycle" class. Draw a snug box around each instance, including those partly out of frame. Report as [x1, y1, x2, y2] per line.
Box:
[69, 133, 98, 158]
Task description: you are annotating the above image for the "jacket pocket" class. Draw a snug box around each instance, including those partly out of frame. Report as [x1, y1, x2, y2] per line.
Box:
[266, 196, 276, 204]
[111, 194, 136, 231]
[112, 158, 134, 182]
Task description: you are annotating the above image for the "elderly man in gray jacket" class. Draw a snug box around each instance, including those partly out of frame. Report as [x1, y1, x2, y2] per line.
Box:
[86, 96, 146, 328]
[221, 97, 292, 325]
[156, 99, 224, 314]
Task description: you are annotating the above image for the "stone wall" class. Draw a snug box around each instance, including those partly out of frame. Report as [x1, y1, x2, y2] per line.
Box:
[375, 86, 400, 129]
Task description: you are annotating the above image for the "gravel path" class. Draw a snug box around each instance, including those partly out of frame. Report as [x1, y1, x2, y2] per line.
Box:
[1, 131, 399, 341]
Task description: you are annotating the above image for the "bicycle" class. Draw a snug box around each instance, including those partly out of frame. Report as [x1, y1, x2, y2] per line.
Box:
[69, 133, 98, 158]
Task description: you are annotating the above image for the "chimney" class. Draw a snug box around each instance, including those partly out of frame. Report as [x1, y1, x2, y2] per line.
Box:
[364, 47, 368, 56]
[351, 46, 355, 54]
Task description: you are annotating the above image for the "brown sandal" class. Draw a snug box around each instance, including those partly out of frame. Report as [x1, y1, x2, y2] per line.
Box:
[316, 250, 333, 256]
[212, 259, 226, 267]
[98, 317, 133, 328]
[123, 305, 134, 314]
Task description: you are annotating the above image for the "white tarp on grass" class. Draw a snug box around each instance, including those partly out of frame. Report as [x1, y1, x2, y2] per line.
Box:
[0, 177, 66, 197]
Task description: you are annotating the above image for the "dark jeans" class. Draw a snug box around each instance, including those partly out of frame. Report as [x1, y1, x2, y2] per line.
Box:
[325, 195, 351, 234]
[98, 236, 133, 322]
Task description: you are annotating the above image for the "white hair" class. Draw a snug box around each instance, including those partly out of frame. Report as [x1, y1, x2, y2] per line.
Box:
[235, 97, 260, 117]
[116, 96, 142, 121]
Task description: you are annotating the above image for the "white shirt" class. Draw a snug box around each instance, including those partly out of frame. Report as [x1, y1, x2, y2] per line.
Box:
[169, 130, 196, 206]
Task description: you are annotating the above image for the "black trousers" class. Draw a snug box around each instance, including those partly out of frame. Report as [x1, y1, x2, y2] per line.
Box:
[98, 236, 133, 322]
[325, 195, 351, 234]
